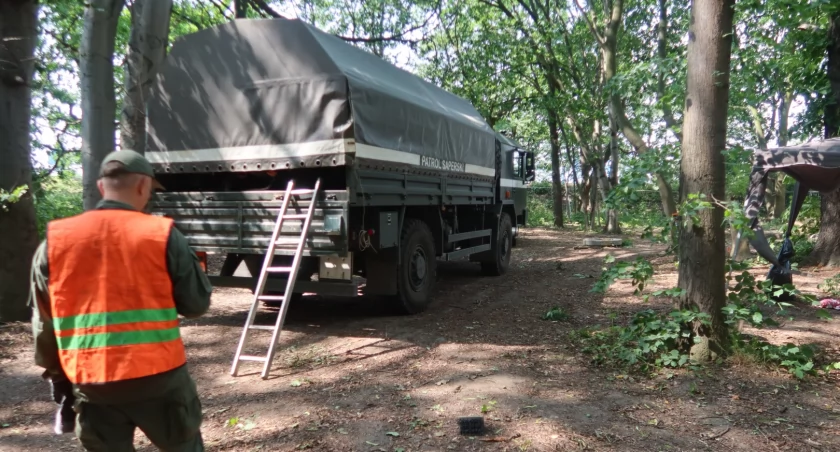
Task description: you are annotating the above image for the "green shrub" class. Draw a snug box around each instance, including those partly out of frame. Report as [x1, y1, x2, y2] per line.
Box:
[577, 308, 711, 373]
[34, 174, 83, 239]
[732, 336, 818, 379]
[591, 254, 654, 295]
[819, 274, 840, 298]
[541, 306, 570, 321]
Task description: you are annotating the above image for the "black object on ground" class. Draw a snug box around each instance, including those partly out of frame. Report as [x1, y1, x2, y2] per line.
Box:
[457, 416, 485, 435]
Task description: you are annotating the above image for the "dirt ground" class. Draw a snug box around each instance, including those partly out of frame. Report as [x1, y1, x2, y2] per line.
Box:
[2, 227, 840, 452]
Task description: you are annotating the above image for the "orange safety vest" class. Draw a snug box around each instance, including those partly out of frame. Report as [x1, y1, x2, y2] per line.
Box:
[47, 209, 187, 384]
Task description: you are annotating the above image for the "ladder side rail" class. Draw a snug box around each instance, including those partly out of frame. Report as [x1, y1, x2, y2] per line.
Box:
[231, 180, 295, 376]
[261, 179, 321, 378]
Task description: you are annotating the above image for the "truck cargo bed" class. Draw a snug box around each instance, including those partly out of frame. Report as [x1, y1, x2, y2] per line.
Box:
[152, 190, 349, 256]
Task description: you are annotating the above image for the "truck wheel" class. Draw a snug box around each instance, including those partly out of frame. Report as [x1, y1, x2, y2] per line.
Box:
[394, 219, 437, 314]
[481, 213, 512, 276]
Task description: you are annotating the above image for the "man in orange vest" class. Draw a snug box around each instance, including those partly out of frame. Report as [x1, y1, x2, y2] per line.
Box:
[30, 150, 212, 451]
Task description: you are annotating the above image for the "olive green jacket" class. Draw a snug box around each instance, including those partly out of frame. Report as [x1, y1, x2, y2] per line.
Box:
[31, 200, 213, 404]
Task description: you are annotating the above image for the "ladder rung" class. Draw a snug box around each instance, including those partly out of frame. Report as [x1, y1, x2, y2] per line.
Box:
[265, 266, 293, 273]
[275, 239, 303, 245]
[248, 325, 275, 331]
[231, 178, 321, 379]
[238, 355, 268, 362]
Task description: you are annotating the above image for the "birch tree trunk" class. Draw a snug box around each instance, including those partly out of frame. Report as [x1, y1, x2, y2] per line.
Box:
[81, 0, 125, 210]
[0, 0, 39, 322]
[677, 0, 735, 359]
[120, 0, 173, 154]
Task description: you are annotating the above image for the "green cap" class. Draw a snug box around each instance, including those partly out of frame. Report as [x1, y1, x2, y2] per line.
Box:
[99, 150, 165, 190]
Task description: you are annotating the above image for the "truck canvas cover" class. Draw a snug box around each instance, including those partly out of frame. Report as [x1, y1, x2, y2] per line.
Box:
[145, 18, 496, 177]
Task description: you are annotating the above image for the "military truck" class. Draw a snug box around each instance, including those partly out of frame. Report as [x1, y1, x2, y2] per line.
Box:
[145, 18, 534, 314]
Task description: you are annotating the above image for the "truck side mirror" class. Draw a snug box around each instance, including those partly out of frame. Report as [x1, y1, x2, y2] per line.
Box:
[525, 153, 536, 182]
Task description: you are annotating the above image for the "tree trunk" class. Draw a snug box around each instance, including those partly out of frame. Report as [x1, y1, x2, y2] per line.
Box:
[548, 113, 565, 228]
[826, 12, 840, 140]
[729, 221, 752, 260]
[235, 0, 248, 18]
[0, 0, 39, 322]
[765, 173, 778, 218]
[812, 191, 840, 266]
[120, 0, 173, 154]
[773, 91, 792, 219]
[81, 0, 125, 210]
[594, 0, 678, 217]
[810, 12, 840, 266]
[657, 0, 682, 142]
[747, 104, 776, 216]
[677, 0, 735, 359]
[559, 122, 579, 213]
[605, 112, 621, 233]
[580, 161, 592, 215]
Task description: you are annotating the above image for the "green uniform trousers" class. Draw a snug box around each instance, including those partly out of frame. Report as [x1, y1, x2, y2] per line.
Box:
[74, 388, 204, 452]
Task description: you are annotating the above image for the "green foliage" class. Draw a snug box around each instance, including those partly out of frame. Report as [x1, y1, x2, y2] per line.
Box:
[591, 255, 654, 295]
[723, 259, 816, 328]
[32, 175, 83, 238]
[642, 287, 686, 303]
[818, 274, 840, 298]
[0, 186, 28, 213]
[722, 258, 825, 379]
[677, 193, 712, 229]
[640, 224, 671, 245]
[526, 184, 556, 227]
[541, 307, 569, 322]
[578, 309, 711, 373]
[480, 400, 497, 414]
[732, 336, 817, 379]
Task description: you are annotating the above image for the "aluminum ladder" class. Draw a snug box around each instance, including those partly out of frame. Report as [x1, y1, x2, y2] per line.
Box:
[230, 178, 321, 379]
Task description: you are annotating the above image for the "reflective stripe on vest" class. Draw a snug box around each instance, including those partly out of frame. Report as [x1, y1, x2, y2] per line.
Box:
[47, 209, 187, 384]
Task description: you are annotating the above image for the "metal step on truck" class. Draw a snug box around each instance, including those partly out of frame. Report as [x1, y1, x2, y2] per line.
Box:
[145, 18, 535, 315]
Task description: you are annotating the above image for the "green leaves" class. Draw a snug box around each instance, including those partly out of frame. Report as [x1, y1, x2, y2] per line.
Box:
[541, 307, 570, 321]
[677, 193, 713, 229]
[592, 255, 654, 295]
[0, 186, 28, 213]
[734, 336, 819, 379]
[578, 308, 711, 373]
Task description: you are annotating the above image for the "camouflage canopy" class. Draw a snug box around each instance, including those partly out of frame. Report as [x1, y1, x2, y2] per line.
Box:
[741, 137, 840, 275]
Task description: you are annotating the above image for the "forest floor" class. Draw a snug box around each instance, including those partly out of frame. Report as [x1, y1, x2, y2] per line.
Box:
[2, 227, 840, 452]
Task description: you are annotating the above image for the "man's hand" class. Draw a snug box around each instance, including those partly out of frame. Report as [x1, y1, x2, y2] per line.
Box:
[48, 376, 72, 405]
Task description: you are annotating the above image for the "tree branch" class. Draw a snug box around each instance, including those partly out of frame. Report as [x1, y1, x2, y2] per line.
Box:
[573, 0, 605, 47]
[43, 29, 80, 65]
[248, 0, 285, 18]
[336, 10, 434, 44]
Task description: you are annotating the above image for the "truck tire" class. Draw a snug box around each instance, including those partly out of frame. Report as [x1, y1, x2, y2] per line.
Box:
[481, 213, 512, 276]
[393, 219, 437, 314]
